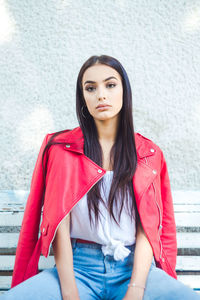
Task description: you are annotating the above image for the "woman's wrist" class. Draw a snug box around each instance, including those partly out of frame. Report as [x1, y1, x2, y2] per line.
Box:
[124, 283, 145, 300]
[128, 282, 146, 290]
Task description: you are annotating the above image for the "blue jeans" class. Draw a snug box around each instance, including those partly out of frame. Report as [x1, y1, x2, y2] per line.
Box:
[1, 238, 200, 299]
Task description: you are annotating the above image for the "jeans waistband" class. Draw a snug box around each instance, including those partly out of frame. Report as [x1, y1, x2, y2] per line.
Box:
[71, 238, 136, 252]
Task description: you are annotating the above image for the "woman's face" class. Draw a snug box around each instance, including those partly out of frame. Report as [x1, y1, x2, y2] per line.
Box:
[82, 64, 123, 123]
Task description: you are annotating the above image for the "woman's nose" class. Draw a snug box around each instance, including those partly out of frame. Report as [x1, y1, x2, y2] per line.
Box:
[98, 96, 106, 100]
[97, 91, 106, 100]
[97, 87, 106, 100]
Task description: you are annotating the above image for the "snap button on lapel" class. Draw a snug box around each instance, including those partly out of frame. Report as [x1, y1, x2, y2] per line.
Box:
[98, 169, 102, 173]
[65, 144, 70, 148]
[152, 169, 157, 175]
[137, 145, 156, 159]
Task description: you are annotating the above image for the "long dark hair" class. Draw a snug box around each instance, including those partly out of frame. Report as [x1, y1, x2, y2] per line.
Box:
[42, 55, 138, 229]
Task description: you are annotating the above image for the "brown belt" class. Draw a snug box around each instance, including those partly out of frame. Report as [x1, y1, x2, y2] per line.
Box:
[71, 238, 97, 244]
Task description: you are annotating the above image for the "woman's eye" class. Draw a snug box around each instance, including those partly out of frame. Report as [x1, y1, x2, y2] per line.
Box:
[85, 83, 116, 92]
[85, 86, 95, 92]
[107, 83, 116, 88]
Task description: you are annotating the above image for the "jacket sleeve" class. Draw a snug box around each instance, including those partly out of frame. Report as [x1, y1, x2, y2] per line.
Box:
[11, 133, 49, 288]
[160, 150, 178, 278]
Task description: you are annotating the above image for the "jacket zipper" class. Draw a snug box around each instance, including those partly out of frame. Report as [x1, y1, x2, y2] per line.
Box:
[145, 157, 163, 260]
[47, 172, 105, 257]
[152, 181, 163, 259]
[133, 158, 157, 260]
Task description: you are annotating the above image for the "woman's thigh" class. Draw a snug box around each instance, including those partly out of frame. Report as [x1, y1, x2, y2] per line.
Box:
[0, 268, 62, 300]
[113, 260, 200, 300]
[0, 266, 99, 300]
[112, 259, 155, 300]
[143, 264, 200, 300]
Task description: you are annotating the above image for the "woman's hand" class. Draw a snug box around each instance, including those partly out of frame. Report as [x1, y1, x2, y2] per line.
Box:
[122, 286, 144, 300]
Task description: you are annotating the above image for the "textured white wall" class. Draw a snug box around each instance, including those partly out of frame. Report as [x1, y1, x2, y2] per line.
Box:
[0, 0, 200, 190]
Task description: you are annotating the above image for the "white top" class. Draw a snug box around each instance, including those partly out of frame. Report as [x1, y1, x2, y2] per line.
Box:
[70, 171, 136, 261]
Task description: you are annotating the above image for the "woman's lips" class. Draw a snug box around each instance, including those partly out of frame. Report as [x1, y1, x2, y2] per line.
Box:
[96, 105, 111, 111]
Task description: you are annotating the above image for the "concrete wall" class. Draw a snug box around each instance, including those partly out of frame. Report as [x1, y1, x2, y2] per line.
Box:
[0, 0, 200, 190]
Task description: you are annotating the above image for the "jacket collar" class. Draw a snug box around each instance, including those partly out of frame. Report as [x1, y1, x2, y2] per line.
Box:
[58, 126, 157, 202]
[60, 126, 156, 159]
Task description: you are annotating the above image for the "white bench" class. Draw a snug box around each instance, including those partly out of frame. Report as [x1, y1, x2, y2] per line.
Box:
[0, 190, 200, 295]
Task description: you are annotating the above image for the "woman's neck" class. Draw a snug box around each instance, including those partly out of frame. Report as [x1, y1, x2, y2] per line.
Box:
[95, 116, 119, 143]
[94, 116, 120, 171]
[98, 138, 115, 171]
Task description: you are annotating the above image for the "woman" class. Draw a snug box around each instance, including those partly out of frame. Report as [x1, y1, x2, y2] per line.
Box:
[1, 55, 199, 300]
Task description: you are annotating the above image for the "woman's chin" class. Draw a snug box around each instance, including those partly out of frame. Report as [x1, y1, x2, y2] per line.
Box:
[93, 113, 120, 123]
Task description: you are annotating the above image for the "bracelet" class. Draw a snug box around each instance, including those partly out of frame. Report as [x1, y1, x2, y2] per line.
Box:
[128, 282, 145, 290]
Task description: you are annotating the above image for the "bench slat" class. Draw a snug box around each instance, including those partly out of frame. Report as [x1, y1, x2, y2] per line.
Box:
[1, 212, 199, 228]
[176, 256, 200, 271]
[1, 190, 199, 204]
[1, 232, 199, 249]
[175, 213, 200, 227]
[177, 232, 200, 248]
[172, 191, 200, 205]
[0, 256, 200, 272]
[177, 275, 200, 289]
[0, 190, 200, 210]
[174, 205, 200, 212]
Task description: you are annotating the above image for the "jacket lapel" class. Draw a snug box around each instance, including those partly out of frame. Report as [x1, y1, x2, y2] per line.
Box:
[61, 126, 157, 204]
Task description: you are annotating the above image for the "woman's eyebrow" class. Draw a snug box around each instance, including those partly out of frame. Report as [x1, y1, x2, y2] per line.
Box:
[84, 76, 118, 85]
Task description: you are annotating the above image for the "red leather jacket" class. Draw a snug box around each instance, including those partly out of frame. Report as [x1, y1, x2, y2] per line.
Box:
[11, 126, 177, 288]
